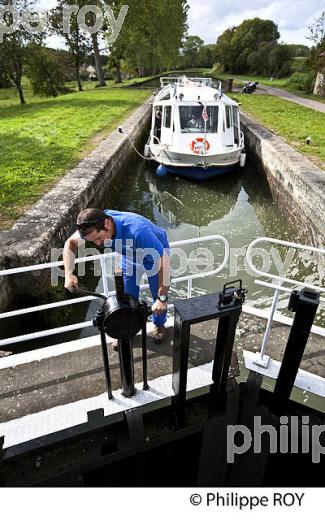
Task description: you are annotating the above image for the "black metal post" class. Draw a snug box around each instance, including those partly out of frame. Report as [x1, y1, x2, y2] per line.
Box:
[273, 288, 320, 405]
[142, 319, 149, 391]
[172, 313, 191, 426]
[212, 309, 241, 402]
[172, 290, 243, 426]
[118, 338, 136, 397]
[95, 310, 113, 400]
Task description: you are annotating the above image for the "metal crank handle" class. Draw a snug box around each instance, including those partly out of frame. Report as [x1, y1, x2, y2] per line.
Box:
[69, 286, 107, 302]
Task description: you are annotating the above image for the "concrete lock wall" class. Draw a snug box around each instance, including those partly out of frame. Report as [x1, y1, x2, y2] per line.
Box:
[240, 112, 325, 250]
[0, 101, 152, 310]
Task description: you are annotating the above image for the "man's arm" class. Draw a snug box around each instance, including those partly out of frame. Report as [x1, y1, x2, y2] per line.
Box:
[152, 251, 170, 315]
[63, 231, 81, 291]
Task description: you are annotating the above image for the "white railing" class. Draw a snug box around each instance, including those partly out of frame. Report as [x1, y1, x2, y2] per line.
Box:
[160, 76, 212, 88]
[245, 237, 325, 367]
[0, 235, 229, 348]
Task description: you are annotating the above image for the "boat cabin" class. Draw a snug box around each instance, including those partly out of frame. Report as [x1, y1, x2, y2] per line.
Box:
[151, 77, 241, 152]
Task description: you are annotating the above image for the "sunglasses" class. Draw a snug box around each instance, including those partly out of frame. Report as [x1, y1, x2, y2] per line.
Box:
[76, 219, 105, 240]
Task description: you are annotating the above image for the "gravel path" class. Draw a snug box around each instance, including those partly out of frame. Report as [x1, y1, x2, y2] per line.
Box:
[257, 84, 325, 113]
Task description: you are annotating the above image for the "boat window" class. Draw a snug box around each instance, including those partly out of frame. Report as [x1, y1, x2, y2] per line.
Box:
[233, 106, 239, 144]
[226, 106, 232, 128]
[154, 105, 163, 140]
[179, 106, 218, 133]
[164, 106, 172, 128]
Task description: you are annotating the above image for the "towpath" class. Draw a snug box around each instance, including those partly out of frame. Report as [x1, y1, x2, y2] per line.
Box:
[257, 83, 325, 113]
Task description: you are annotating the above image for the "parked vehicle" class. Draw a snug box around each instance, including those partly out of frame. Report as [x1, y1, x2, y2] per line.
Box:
[242, 81, 259, 94]
[144, 76, 246, 181]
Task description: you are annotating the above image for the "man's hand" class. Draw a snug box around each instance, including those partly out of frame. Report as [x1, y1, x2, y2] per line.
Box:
[152, 299, 167, 315]
[64, 274, 79, 292]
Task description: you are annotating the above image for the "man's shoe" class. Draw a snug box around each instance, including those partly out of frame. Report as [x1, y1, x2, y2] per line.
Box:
[152, 325, 167, 344]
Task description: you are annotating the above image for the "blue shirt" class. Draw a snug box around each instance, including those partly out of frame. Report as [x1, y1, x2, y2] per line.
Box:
[104, 210, 170, 270]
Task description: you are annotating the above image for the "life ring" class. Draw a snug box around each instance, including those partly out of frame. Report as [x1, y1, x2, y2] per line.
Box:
[191, 137, 210, 154]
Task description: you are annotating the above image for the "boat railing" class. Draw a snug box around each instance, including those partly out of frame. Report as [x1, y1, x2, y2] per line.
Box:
[0, 235, 229, 348]
[160, 76, 212, 88]
[245, 237, 325, 367]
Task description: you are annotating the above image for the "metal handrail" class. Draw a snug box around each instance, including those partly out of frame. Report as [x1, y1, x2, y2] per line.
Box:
[246, 237, 325, 293]
[246, 236, 325, 366]
[0, 235, 229, 347]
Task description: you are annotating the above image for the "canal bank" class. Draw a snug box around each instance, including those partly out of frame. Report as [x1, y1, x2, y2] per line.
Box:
[0, 99, 152, 311]
[241, 112, 325, 249]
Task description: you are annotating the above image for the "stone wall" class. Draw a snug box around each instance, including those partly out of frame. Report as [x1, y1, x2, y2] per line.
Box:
[0, 100, 152, 310]
[240, 112, 325, 249]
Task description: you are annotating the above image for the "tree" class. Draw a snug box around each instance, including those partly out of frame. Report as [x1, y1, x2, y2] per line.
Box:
[307, 11, 325, 46]
[0, 0, 45, 104]
[247, 41, 276, 76]
[0, 69, 11, 88]
[105, 0, 188, 79]
[215, 18, 280, 73]
[268, 44, 294, 77]
[50, 0, 92, 91]
[197, 44, 214, 68]
[83, 1, 106, 86]
[307, 11, 325, 72]
[26, 46, 69, 96]
[215, 27, 237, 72]
[287, 44, 310, 58]
[180, 36, 204, 68]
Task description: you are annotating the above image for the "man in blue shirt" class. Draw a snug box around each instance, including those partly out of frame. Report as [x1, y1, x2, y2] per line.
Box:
[63, 208, 170, 344]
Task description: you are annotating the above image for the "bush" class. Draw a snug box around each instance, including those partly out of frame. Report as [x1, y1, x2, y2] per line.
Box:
[286, 72, 316, 93]
[0, 70, 11, 88]
[26, 47, 69, 97]
[291, 57, 308, 73]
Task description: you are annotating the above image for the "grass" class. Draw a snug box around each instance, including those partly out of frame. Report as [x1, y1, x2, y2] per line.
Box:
[0, 82, 150, 227]
[231, 93, 325, 167]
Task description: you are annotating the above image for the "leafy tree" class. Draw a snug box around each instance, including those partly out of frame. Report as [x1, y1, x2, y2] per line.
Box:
[215, 27, 237, 72]
[106, 0, 188, 79]
[50, 0, 92, 91]
[197, 44, 215, 68]
[247, 41, 276, 76]
[83, 1, 107, 86]
[0, 69, 11, 88]
[26, 45, 69, 96]
[268, 44, 294, 77]
[287, 44, 310, 58]
[0, 0, 45, 104]
[215, 18, 280, 73]
[180, 36, 204, 68]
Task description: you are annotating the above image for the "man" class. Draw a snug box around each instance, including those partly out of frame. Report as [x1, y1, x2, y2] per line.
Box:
[64, 208, 170, 344]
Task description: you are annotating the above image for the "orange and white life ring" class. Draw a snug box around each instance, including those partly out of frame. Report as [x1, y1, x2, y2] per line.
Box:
[191, 137, 210, 155]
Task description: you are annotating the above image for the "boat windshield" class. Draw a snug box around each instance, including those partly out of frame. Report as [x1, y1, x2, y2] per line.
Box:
[179, 106, 219, 133]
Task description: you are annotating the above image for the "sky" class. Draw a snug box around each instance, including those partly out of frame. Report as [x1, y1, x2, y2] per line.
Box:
[187, 0, 324, 47]
[40, 0, 324, 50]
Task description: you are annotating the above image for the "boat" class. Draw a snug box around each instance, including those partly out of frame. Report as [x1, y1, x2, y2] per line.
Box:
[144, 76, 246, 181]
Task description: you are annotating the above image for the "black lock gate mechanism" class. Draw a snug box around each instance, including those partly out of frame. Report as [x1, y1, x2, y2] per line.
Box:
[72, 273, 152, 399]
